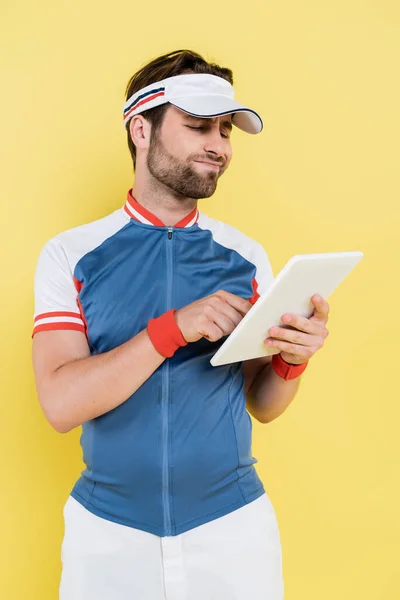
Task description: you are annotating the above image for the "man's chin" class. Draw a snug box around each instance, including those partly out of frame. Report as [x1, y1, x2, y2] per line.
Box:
[190, 183, 218, 200]
[181, 170, 218, 198]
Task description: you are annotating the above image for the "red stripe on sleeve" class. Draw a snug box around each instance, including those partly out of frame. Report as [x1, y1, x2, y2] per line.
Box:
[32, 322, 86, 337]
[34, 311, 82, 322]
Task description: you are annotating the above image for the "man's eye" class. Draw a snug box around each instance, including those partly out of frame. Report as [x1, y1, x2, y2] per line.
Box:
[187, 125, 230, 138]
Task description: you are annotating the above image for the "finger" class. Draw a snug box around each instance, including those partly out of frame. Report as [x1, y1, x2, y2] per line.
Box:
[265, 338, 312, 358]
[267, 326, 312, 347]
[200, 321, 224, 342]
[280, 314, 323, 335]
[201, 309, 238, 342]
[215, 290, 252, 317]
[207, 307, 239, 337]
[310, 295, 330, 323]
[209, 296, 245, 328]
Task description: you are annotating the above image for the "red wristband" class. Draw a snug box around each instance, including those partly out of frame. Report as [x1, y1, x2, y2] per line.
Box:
[147, 309, 188, 358]
[272, 353, 308, 380]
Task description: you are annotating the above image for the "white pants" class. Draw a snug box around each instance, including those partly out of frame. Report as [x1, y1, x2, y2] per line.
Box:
[60, 493, 284, 600]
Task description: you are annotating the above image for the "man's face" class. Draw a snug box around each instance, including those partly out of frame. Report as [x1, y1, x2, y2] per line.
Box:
[146, 105, 233, 200]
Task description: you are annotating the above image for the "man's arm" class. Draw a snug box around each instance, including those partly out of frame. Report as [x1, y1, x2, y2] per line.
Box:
[243, 294, 330, 423]
[32, 328, 166, 434]
[33, 290, 253, 435]
[244, 356, 302, 424]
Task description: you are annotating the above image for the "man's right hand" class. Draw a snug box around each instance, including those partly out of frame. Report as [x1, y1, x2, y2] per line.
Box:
[174, 290, 252, 344]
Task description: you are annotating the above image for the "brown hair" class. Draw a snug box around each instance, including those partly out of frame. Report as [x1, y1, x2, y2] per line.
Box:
[124, 49, 233, 171]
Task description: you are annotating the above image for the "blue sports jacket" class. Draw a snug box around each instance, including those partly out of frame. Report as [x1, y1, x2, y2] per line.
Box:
[32, 189, 274, 536]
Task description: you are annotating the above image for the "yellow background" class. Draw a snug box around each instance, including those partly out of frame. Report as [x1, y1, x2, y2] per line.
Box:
[1, 1, 399, 598]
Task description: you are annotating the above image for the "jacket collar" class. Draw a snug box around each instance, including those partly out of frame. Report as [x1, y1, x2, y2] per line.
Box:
[123, 189, 199, 228]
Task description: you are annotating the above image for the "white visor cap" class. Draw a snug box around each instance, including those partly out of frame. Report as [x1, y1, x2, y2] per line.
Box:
[123, 73, 263, 134]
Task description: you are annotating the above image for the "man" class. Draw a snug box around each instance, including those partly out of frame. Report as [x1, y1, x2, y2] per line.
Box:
[32, 49, 330, 600]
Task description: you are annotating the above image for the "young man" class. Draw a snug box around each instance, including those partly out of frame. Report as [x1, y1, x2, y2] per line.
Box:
[32, 49, 329, 600]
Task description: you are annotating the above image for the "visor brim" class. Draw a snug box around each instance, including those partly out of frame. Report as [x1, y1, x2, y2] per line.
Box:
[170, 95, 263, 134]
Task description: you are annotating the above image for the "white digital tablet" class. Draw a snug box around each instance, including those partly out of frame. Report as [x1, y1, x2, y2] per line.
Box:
[210, 251, 364, 367]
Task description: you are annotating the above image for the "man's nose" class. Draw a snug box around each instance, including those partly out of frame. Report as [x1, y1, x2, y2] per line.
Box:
[203, 128, 227, 158]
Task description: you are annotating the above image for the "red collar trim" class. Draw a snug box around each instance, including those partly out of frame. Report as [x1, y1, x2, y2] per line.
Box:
[123, 189, 199, 228]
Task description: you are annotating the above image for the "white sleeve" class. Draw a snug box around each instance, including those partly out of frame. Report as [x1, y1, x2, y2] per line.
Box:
[32, 237, 86, 337]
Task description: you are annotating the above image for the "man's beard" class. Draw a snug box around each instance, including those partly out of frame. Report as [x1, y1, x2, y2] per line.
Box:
[146, 130, 224, 200]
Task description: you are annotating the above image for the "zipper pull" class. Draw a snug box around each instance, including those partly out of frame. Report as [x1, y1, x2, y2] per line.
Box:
[168, 227, 173, 239]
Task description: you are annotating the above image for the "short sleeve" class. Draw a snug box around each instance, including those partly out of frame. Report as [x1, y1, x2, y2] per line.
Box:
[32, 237, 86, 337]
[249, 242, 274, 304]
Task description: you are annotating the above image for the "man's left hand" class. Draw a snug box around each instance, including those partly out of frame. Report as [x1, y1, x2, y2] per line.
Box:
[264, 294, 330, 365]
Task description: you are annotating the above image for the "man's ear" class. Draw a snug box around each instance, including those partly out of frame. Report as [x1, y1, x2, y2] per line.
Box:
[129, 115, 151, 151]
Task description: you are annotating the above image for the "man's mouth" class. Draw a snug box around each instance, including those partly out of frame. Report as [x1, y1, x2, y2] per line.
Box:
[194, 161, 221, 171]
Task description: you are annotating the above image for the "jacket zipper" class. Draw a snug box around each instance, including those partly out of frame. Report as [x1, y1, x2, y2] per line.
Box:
[162, 226, 174, 535]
